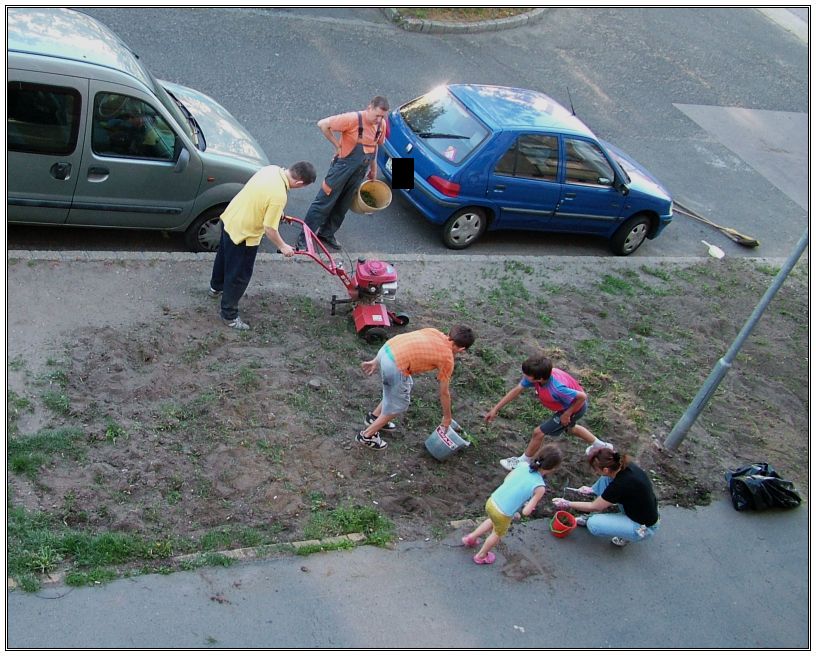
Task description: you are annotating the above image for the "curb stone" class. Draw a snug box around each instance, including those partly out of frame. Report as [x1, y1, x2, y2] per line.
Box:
[7, 521, 484, 590]
[381, 7, 548, 34]
[7, 532, 370, 591]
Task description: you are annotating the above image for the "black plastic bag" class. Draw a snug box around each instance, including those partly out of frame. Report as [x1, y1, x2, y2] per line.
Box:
[725, 463, 802, 511]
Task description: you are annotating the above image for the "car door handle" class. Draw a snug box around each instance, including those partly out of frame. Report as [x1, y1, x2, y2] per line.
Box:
[50, 162, 72, 180]
[563, 192, 577, 199]
[493, 184, 506, 191]
[87, 167, 110, 182]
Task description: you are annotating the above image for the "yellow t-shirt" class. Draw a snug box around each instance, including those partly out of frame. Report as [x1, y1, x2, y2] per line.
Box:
[221, 165, 290, 246]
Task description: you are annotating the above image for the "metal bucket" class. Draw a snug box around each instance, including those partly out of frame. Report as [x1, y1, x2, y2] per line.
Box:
[351, 180, 392, 214]
[424, 419, 470, 461]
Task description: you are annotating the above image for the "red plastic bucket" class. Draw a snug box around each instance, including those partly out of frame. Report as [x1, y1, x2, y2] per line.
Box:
[549, 510, 577, 538]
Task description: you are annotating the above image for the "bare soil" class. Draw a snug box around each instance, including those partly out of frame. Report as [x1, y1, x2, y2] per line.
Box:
[395, 7, 531, 23]
[7, 254, 809, 550]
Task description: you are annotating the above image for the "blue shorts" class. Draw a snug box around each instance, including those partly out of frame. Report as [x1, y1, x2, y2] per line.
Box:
[539, 404, 587, 436]
[379, 346, 413, 415]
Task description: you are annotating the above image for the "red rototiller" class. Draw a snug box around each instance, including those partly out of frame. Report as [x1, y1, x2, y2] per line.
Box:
[282, 216, 409, 342]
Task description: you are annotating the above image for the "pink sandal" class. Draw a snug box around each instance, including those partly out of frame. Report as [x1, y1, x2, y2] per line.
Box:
[461, 535, 481, 548]
[473, 552, 496, 565]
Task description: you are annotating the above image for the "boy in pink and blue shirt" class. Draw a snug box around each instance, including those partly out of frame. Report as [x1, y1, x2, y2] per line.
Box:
[485, 354, 613, 471]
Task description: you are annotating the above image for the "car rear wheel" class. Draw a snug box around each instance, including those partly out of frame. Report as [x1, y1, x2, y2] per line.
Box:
[610, 213, 651, 255]
[184, 206, 225, 252]
[441, 207, 487, 250]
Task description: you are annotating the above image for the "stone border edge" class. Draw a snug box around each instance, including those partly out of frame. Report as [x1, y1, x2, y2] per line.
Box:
[381, 7, 548, 34]
[8, 518, 489, 590]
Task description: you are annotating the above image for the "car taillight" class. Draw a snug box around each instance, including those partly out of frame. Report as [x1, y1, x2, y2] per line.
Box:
[428, 175, 460, 197]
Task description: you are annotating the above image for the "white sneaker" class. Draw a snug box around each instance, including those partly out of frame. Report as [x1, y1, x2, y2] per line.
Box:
[223, 316, 250, 331]
[611, 536, 629, 547]
[586, 441, 614, 456]
[499, 456, 524, 471]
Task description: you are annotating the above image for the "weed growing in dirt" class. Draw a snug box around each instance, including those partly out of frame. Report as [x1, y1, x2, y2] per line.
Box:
[104, 419, 126, 444]
[9, 355, 26, 372]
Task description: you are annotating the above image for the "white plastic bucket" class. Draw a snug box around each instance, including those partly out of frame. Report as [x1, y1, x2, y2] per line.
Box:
[424, 419, 470, 461]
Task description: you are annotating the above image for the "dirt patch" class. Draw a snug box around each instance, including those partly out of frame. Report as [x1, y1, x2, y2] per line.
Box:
[7, 255, 808, 551]
[395, 7, 531, 23]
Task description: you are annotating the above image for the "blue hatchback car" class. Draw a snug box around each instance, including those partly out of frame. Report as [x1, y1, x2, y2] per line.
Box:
[378, 84, 673, 254]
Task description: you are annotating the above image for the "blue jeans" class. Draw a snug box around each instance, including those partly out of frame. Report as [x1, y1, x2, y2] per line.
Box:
[585, 476, 659, 542]
[209, 226, 259, 321]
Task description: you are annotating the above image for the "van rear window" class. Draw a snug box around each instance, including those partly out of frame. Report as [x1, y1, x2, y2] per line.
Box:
[7, 81, 81, 155]
[399, 87, 489, 165]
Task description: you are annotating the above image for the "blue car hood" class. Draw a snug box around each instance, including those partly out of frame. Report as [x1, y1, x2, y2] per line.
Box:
[601, 140, 671, 202]
[161, 80, 269, 166]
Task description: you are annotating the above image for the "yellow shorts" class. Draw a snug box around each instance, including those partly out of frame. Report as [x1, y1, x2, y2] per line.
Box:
[486, 497, 513, 537]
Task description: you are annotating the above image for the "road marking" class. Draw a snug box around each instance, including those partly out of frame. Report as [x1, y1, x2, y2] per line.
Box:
[756, 7, 808, 44]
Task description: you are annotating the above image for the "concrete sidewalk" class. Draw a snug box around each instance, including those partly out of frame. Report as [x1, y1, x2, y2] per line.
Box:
[6, 498, 808, 649]
[5, 253, 810, 649]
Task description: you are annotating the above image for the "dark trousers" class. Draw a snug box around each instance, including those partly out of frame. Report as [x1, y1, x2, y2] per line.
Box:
[210, 226, 259, 321]
[301, 150, 372, 242]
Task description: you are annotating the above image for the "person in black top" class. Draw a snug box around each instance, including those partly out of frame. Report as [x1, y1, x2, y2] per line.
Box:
[552, 446, 659, 547]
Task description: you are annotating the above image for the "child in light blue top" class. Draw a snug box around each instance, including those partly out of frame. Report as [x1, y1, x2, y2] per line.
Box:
[463, 445, 563, 565]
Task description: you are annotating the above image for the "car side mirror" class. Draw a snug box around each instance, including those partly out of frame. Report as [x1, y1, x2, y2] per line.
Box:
[598, 177, 612, 185]
[613, 177, 629, 196]
[174, 146, 190, 173]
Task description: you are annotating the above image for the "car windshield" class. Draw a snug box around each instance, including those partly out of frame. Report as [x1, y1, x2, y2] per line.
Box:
[399, 87, 489, 165]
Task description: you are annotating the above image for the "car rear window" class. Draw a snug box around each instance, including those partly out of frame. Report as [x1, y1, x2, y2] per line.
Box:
[399, 87, 489, 165]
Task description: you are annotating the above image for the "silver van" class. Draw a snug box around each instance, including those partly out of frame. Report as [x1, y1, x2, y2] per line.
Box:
[7, 7, 268, 251]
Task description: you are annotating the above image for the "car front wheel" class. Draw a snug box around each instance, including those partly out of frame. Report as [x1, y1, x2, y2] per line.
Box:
[610, 213, 652, 255]
[441, 207, 487, 250]
[184, 206, 225, 252]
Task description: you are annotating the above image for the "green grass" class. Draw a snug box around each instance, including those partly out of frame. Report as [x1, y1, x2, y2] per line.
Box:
[237, 365, 261, 390]
[302, 505, 394, 546]
[598, 274, 635, 295]
[65, 567, 118, 587]
[7, 390, 33, 433]
[199, 527, 266, 551]
[8, 427, 85, 477]
[295, 538, 355, 556]
[41, 390, 71, 415]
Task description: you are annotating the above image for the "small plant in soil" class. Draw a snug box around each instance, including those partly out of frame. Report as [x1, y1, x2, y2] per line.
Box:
[360, 190, 377, 207]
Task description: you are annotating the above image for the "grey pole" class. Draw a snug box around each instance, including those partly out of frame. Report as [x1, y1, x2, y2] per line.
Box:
[664, 230, 808, 451]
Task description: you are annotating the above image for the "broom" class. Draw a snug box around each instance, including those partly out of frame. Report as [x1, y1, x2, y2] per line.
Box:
[674, 201, 760, 248]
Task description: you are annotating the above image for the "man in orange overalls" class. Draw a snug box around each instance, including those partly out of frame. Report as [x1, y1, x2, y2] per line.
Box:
[295, 96, 389, 251]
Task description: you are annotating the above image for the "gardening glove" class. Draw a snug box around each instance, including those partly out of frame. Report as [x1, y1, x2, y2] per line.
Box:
[552, 498, 571, 510]
[578, 486, 595, 496]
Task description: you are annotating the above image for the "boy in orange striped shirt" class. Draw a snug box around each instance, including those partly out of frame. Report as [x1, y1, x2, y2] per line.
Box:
[357, 325, 475, 450]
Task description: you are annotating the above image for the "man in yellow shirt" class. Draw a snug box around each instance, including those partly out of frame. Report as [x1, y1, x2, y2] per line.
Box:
[209, 161, 316, 330]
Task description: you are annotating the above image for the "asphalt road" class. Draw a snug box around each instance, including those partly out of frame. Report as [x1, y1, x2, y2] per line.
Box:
[8, 7, 808, 259]
[7, 497, 809, 649]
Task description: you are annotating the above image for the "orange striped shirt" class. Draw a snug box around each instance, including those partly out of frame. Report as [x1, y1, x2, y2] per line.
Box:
[327, 111, 386, 157]
[385, 328, 455, 382]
